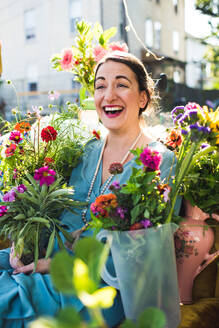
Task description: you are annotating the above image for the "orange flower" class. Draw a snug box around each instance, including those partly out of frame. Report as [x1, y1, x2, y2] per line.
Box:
[15, 122, 31, 133]
[166, 129, 182, 149]
[95, 193, 118, 209]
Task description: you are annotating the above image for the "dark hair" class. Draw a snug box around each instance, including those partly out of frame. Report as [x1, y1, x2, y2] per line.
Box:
[94, 51, 158, 115]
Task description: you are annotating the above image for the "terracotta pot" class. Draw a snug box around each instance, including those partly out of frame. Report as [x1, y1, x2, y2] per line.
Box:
[175, 201, 219, 304]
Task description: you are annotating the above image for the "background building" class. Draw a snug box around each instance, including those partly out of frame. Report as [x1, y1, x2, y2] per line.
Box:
[0, 0, 217, 119]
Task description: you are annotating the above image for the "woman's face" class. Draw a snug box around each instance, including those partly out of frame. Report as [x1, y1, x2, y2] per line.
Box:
[94, 60, 147, 133]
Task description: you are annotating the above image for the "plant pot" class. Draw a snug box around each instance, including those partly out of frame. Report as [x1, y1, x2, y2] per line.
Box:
[97, 223, 180, 328]
[175, 202, 219, 304]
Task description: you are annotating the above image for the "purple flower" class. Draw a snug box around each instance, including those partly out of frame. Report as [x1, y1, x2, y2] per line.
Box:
[171, 106, 185, 122]
[17, 184, 27, 193]
[181, 129, 188, 135]
[0, 205, 8, 216]
[34, 166, 56, 186]
[141, 219, 152, 229]
[200, 126, 211, 134]
[201, 143, 209, 149]
[140, 147, 162, 171]
[109, 181, 121, 191]
[116, 207, 127, 220]
[3, 189, 16, 202]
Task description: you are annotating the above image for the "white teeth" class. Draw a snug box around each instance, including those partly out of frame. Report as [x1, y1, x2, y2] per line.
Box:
[104, 107, 123, 112]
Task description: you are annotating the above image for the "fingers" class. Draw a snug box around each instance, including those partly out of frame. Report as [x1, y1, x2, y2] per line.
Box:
[13, 263, 34, 275]
[12, 258, 51, 275]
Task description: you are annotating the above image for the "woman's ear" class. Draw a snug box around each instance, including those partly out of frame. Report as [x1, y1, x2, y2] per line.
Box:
[139, 91, 147, 109]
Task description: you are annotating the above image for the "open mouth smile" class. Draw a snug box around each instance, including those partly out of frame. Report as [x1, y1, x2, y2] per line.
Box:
[103, 106, 124, 117]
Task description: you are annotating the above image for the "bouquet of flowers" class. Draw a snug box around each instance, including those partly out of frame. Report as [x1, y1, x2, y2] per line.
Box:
[0, 103, 89, 265]
[90, 146, 178, 232]
[165, 103, 219, 218]
[51, 20, 128, 100]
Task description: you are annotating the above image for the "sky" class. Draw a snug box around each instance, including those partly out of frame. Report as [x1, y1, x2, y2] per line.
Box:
[185, 0, 212, 38]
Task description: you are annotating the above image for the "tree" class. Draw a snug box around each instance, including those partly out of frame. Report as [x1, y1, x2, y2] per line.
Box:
[195, 0, 219, 88]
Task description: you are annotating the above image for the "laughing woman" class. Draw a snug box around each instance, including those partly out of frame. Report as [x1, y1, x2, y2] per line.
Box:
[0, 52, 179, 327]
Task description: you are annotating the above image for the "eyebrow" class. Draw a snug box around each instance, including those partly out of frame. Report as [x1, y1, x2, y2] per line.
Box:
[95, 75, 132, 84]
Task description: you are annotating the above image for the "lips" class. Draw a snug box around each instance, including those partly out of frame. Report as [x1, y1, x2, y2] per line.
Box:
[103, 106, 124, 118]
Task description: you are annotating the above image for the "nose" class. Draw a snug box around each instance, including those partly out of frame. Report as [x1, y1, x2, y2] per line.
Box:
[104, 85, 117, 102]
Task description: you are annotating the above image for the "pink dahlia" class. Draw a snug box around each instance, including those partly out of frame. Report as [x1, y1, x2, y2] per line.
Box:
[93, 45, 108, 62]
[34, 166, 56, 186]
[60, 48, 74, 70]
[139, 147, 162, 171]
[9, 131, 23, 144]
[0, 205, 8, 217]
[108, 42, 129, 53]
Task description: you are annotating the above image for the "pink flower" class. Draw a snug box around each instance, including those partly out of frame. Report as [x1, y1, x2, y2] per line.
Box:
[5, 144, 17, 157]
[34, 166, 56, 186]
[163, 185, 171, 202]
[3, 189, 17, 202]
[0, 206, 8, 217]
[48, 90, 60, 101]
[93, 45, 108, 62]
[108, 42, 129, 53]
[17, 184, 27, 193]
[184, 102, 201, 111]
[60, 48, 74, 70]
[139, 147, 162, 171]
[9, 131, 23, 144]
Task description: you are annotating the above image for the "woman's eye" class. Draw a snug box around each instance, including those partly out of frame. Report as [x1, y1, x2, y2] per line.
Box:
[117, 83, 128, 88]
[95, 85, 105, 90]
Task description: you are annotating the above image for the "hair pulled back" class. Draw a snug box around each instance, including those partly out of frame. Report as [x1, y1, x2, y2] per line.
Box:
[94, 51, 159, 115]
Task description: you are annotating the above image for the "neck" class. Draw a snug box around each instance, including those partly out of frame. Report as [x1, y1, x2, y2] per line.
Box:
[106, 127, 142, 151]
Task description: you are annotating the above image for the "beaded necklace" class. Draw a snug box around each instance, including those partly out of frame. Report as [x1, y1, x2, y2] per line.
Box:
[81, 130, 143, 224]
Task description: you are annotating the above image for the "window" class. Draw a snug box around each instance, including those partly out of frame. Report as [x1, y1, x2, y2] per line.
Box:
[156, 0, 160, 4]
[28, 82, 37, 91]
[27, 65, 38, 92]
[69, 0, 82, 33]
[172, 0, 178, 13]
[172, 30, 179, 53]
[145, 19, 153, 48]
[154, 21, 161, 50]
[24, 8, 36, 40]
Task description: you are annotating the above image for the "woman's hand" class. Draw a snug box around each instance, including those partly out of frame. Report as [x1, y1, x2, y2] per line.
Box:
[12, 258, 51, 275]
[9, 243, 24, 270]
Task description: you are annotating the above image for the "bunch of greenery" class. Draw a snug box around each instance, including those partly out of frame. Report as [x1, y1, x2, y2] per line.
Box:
[30, 237, 166, 328]
[0, 173, 85, 266]
[183, 150, 219, 215]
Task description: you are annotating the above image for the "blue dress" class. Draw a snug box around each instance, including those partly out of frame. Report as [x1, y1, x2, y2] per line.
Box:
[0, 139, 179, 328]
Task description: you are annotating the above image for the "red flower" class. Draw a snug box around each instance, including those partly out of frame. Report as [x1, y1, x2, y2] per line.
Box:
[41, 126, 57, 142]
[9, 131, 23, 144]
[129, 222, 144, 231]
[44, 157, 55, 164]
[5, 144, 17, 157]
[92, 129, 101, 140]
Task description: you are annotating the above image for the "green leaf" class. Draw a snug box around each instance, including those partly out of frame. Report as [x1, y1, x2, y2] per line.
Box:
[50, 250, 75, 294]
[121, 319, 136, 328]
[102, 26, 117, 42]
[45, 228, 56, 259]
[144, 208, 150, 218]
[74, 237, 109, 285]
[57, 307, 81, 327]
[34, 224, 39, 271]
[137, 307, 166, 328]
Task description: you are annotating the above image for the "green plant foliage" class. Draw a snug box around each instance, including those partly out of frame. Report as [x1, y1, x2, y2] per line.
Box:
[121, 308, 166, 328]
